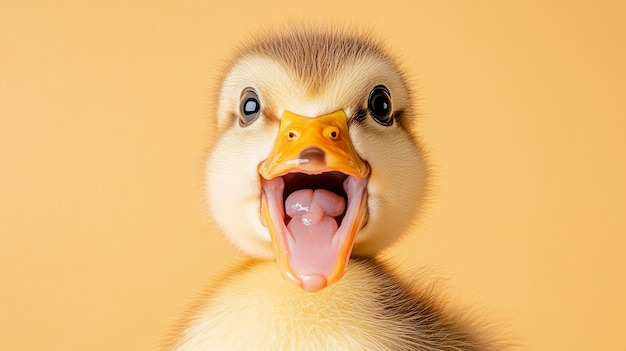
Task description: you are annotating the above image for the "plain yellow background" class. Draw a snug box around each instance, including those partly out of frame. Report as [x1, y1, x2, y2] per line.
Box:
[1, 1, 625, 350]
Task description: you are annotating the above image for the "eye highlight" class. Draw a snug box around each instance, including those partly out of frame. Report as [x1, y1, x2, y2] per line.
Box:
[367, 85, 393, 126]
[239, 88, 261, 126]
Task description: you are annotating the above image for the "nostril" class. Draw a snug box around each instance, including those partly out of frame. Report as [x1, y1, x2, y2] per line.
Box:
[287, 130, 299, 141]
[324, 126, 340, 141]
[299, 147, 326, 167]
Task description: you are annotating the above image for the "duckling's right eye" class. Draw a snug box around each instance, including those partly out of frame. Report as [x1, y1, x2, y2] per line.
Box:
[239, 88, 261, 126]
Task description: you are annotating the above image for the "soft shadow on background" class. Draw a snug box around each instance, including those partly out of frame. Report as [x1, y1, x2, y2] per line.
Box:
[1, 1, 624, 350]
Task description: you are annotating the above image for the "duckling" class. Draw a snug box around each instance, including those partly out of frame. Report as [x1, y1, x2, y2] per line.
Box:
[172, 28, 496, 350]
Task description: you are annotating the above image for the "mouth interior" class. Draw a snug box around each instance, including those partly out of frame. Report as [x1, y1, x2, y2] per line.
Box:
[282, 172, 348, 227]
[261, 170, 367, 290]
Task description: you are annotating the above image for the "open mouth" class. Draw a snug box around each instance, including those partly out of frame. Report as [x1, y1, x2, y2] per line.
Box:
[261, 171, 368, 292]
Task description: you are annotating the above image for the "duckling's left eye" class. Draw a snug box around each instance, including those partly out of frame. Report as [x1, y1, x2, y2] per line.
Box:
[368, 85, 393, 126]
[239, 88, 261, 126]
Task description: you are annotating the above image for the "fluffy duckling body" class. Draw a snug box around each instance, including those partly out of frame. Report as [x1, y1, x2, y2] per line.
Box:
[174, 260, 490, 350]
[172, 28, 496, 350]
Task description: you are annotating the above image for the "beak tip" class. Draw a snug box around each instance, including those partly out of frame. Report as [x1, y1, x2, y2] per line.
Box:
[299, 274, 328, 292]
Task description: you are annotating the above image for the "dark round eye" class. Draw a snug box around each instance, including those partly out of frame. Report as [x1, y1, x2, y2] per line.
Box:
[367, 85, 393, 126]
[239, 88, 260, 126]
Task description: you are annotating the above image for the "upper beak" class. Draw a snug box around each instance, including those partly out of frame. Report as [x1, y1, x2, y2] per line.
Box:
[259, 110, 369, 292]
[259, 110, 369, 179]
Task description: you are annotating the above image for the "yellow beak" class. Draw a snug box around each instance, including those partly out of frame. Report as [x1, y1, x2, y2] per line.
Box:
[259, 110, 369, 292]
[259, 110, 369, 179]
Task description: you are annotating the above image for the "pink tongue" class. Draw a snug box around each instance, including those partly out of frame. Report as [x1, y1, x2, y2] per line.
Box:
[285, 189, 345, 289]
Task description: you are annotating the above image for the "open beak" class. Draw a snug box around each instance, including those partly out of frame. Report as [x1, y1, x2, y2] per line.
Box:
[259, 110, 369, 292]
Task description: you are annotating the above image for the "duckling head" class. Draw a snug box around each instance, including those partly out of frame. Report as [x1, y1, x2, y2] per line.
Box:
[207, 28, 428, 292]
